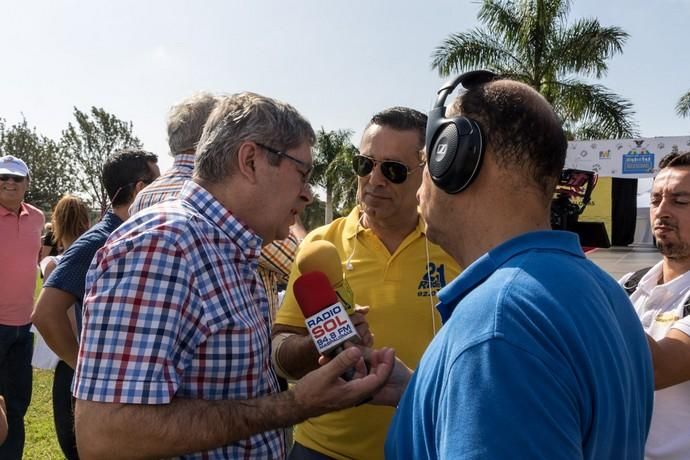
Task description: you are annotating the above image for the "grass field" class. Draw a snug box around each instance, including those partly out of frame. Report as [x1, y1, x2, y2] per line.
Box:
[24, 369, 63, 459]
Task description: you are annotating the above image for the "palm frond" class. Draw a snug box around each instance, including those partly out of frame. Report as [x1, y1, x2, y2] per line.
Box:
[552, 79, 638, 138]
[552, 19, 628, 78]
[433, 0, 633, 139]
[477, 0, 522, 45]
[312, 128, 353, 188]
[571, 122, 618, 140]
[312, 128, 358, 213]
[676, 90, 690, 118]
[431, 29, 528, 77]
[514, 0, 567, 51]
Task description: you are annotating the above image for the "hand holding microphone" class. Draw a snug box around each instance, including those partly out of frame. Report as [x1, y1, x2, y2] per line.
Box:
[295, 270, 373, 380]
[295, 240, 373, 346]
[291, 346, 398, 417]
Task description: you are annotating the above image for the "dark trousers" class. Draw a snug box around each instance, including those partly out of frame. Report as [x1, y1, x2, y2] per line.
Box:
[0, 324, 33, 460]
[288, 441, 336, 460]
[53, 360, 79, 460]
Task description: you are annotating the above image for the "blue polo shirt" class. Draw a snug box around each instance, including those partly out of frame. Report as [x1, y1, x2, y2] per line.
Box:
[45, 212, 123, 334]
[386, 230, 653, 460]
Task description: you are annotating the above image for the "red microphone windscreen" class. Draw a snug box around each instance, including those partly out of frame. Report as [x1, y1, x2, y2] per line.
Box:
[293, 271, 339, 318]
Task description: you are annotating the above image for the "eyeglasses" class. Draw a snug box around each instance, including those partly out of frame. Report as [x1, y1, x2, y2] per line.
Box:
[257, 143, 313, 184]
[0, 175, 26, 183]
[352, 154, 425, 184]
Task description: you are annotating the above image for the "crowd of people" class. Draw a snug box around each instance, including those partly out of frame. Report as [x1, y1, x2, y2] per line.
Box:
[0, 72, 688, 459]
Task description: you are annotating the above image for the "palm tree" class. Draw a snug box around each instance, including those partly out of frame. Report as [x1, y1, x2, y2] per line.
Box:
[311, 128, 358, 224]
[431, 0, 637, 139]
[676, 90, 690, 118]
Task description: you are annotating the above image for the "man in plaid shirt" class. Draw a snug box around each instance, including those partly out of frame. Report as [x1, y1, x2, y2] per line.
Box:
[73, 92, 396, 459]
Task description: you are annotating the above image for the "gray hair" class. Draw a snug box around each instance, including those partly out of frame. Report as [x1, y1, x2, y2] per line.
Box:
[195, 92, 315, 183]
[167, 92, 219, 156]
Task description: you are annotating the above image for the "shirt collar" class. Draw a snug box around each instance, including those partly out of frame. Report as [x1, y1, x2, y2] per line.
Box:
[637, 260, 690, 297]
[436, 230, 583, 322]
[0, 201, 30, 217]
[342, 206, 426, 240]
[178, 181, 263, 260]
[100, 210, 123, 227]
[172, 153, 195, 171]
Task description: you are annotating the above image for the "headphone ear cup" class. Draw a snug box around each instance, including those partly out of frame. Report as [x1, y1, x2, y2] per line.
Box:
[427, 117, 484, 194]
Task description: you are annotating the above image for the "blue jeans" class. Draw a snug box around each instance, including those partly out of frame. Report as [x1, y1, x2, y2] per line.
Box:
[0, 323, 33, 460]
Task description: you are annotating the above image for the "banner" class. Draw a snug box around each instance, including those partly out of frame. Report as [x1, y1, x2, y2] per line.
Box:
[579, 177, 612, 240]
[565, 136, 690, 178]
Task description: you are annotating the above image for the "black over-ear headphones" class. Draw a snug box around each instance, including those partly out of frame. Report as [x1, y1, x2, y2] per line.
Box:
[426, 70, 498, 194]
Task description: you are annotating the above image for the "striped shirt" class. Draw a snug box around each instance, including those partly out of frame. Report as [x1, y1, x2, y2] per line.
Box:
[259, 233, 300, 317]
[128, 153, 195, 216]
[75, 181, 285, 459]
[128, 153, 299, 317]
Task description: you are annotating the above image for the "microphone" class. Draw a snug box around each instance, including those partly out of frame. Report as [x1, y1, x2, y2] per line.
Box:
[293, 271, 361, 381]
[296, 240, 355, 314]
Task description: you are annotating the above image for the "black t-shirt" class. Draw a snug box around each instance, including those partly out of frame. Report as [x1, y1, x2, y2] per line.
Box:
[42, 230, 59, 256]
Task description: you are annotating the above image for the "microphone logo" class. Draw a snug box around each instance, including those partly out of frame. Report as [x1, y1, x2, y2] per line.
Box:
[305, 302, 358, 355]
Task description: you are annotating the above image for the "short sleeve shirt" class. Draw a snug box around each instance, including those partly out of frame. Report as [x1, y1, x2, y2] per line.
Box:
[386, 231, 653, 459]
[44, 212, 123, 334]
[0, 201, 44, 325]
[74, 181, 284, 459]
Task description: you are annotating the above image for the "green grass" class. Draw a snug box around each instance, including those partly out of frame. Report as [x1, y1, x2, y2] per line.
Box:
[24, 369, 63, 459]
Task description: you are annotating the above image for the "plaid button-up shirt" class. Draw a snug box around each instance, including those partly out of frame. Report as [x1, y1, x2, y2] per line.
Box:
[128, 153, 196, 216]
[75, 181, 285, 459]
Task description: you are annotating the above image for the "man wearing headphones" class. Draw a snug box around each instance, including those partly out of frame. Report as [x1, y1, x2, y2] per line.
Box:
[272, 107, 459, 460]
[382, 73, 653, 458]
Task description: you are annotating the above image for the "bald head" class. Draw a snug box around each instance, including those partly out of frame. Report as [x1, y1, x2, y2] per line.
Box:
[448, 79, 567, 198]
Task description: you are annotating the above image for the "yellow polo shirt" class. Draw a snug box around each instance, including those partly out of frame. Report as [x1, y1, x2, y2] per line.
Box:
[275, 207, 460, 460]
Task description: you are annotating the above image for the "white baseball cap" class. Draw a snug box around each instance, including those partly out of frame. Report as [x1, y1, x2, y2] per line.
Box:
[0, 155, 30, 177]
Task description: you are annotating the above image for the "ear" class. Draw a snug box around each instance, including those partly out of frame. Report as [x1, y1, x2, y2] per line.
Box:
[236, 141, 260, 184]
[134, 180, 148, 195]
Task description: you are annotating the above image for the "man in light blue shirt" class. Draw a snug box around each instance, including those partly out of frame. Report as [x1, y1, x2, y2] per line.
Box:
[380, 71, 653, 459]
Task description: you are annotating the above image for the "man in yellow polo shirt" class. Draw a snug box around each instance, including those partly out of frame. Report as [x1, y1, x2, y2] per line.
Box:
[272, 107, 460, 460]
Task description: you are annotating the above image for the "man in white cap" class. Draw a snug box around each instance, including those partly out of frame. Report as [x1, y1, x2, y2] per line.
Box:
[0, 155, 44, 459]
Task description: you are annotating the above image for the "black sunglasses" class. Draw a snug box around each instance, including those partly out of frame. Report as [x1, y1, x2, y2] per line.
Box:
[0, 175, 26, 183]
[352, 154, 425, 184]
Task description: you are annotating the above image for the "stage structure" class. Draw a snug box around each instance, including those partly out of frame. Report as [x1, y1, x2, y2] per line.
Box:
[563, 136, 690, 247]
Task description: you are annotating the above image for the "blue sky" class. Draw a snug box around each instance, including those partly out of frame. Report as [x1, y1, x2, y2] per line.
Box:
[1, 0, 688, 172]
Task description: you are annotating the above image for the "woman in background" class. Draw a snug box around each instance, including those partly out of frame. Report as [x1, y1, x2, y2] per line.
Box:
[39, 195, 90, 460]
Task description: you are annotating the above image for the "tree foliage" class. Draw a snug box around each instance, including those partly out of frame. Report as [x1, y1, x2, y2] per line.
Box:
[311, 128, 358, 224]
[0, 117, 70, 210]
[676, 90, 690, 118]
[300, 199, 326, 233]
[60, 107, 142, 212]
[431, 0, 637, 139]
